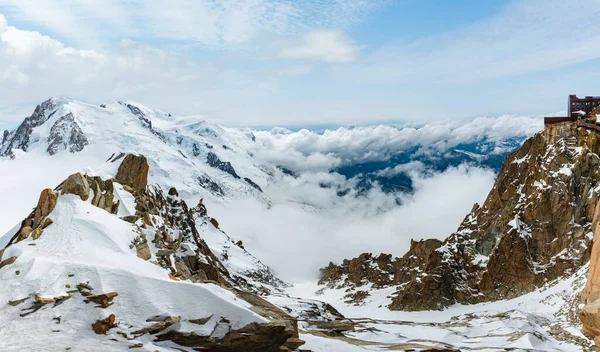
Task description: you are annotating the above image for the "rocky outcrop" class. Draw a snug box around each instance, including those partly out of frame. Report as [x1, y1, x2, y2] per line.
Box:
[61, 173, 90, 201]
[116, 154, 149, 192]
[92, 314, 117, 334]
[321, 121, 600, 310]
[244, 177, 263, 192]
[578, 192, 600, 344]
[1, 152, 303, 351]
[0, 98, 58, 156]
[206, 152, 240, 179]
[46, 113, 88, 155]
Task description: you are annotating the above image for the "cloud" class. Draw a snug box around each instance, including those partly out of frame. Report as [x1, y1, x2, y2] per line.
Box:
[342, 0, 600, 84]
[251, 115, 542, 170]
[279, 29, 361, 63]
[209, 165, 496, 281]
[0, 0, 381, 49]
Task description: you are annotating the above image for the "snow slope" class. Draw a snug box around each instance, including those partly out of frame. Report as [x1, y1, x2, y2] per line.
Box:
[284, 265, 591, 351]
[0, 194, 266, 351]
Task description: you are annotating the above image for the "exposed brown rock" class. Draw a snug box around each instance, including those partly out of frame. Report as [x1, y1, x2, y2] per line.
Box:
[40, 217, 54, 229]
[116, 154, 149, 192]
[86, 292, 118, 308]
[0, 256, 17, 269]
[18, 226, 33, 241]
[31, 228, 43, 240]
[34, 295, 56, 304]
[33, 188, 58, 227]
[156, 320, 297, 352]
[131, 316, 179, 335]
[92, 314, 117, 334]
[133, 235, 151, 260]
[61, 173, 90, 201]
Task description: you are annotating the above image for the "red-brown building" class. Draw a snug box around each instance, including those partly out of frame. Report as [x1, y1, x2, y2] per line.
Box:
[568, 95, 600, 117]
[544, 95, 600, 125]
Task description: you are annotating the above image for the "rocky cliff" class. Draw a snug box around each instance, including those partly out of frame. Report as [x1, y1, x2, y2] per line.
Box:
[320, 121, 600, 310]
[0, 153, 303, 351]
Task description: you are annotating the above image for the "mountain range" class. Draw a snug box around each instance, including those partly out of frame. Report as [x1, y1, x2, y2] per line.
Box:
[1, 97, 596, 351]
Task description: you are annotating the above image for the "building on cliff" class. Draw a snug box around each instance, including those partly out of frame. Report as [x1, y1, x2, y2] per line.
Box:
[545, 95, 600, 125]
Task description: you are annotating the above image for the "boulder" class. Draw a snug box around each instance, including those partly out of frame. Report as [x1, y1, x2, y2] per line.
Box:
[33, 188, 58, 227]
[135, 237, 151, 260]
[92, 314, 117, 334]
[116, 154, 149, 192]
[62, 173, 90, 201]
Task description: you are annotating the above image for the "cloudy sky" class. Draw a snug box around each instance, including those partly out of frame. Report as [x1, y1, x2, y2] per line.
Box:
[1, 0, 599, 129]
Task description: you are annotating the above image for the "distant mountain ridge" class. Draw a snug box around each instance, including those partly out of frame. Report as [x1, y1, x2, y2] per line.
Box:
[1, 97, 538, 210]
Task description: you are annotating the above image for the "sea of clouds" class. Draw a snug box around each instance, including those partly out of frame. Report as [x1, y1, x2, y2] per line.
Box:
[210, 115, 543, 282]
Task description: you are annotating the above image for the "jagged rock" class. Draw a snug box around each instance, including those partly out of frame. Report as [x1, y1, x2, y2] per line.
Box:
[40, 218, 54, 229]
[189, 316, 212, 325]
[156, 321, 297, 352]
[17, 226, 33, 241]
[116, 154, 149, 192]
[206, 152, 240, 179]
[0, 256, 17, 269]
[210, 218, 219, 229]
[46, 113, 88, 155]
[133, 235, 151, 260]
[132, 316, 179, 335]
[319, 252, 397, 289]
[310, 320, 356, 333]
[322, 121, 600, 311]
[34, 296, 55, 304]
[86, 292, 118, 308]
[578, 196, 600, 343]
[33, 188, 58, 228]
[61, 173, 90, 201]
[121, 215, 138, 223]
[92, 314, 117, 334]
[0, 98, 58, 156]
[244, 177, 263, 192]
[174, 256, 192, 279]
[31, 228, 43, 240]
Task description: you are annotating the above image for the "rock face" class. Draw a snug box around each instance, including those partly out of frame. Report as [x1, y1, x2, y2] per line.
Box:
[0, 98, 58, 157]
[61, 173, 90, 201]
[321, 121, 600, 310]
[46, 113, 88, 155]
[578, 191, 600, 344]
[206, 152, 240, 179]
[116, 154, 149, 192]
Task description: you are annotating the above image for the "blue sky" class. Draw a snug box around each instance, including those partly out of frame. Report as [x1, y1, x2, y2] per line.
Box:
[0, 0, 599, 129]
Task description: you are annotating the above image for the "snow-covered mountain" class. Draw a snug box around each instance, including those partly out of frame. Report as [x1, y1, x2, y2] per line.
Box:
[1, 97, 271, 204]
[3, 97, 595, 351]
[0, 97, 539, 226]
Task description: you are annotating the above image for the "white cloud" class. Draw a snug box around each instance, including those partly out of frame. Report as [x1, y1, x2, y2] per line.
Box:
[279, 29, 361, 63]
[210, 165, 496, 281]
[0, 0, 380, 49]
[251, 115, 542, 169]
[342, 0, 600, 84]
